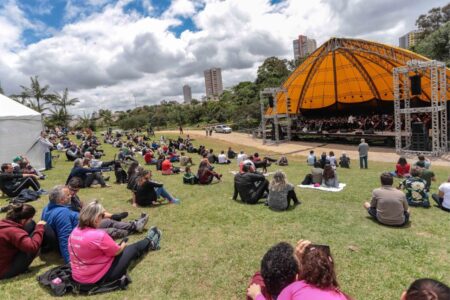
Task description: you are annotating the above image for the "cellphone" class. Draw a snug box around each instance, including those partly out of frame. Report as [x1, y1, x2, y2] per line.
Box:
[310, 244, 331, 256]
[119, 237, 129, 245]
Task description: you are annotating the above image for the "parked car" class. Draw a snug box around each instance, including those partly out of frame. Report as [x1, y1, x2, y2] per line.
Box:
[214, 124, 232, 133]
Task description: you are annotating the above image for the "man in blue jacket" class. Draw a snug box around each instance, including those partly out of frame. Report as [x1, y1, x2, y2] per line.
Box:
[41, 185, 78, 263]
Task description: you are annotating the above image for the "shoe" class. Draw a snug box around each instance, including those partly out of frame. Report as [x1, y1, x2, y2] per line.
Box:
[294, 201, 301, 206]
[39, 175, 46, 180]
[170, 198, 180, 204]
[37, 189, 48, 195]
[101, 184, 111, 188]
[134, 214, 149, 233]
[111, 211, 128, 221]
[146, 226, 162, 250]
[140, 212, 147, 218]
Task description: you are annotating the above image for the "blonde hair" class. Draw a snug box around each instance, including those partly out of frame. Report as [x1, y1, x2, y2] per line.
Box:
[270, 170, 288, 192]
[78, 200, 105, 229]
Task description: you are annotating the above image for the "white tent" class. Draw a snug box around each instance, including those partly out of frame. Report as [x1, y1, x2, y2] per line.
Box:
[0, 94, 45, 170]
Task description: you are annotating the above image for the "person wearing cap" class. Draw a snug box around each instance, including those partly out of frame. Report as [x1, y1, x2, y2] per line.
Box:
[233, 163, 269, 204]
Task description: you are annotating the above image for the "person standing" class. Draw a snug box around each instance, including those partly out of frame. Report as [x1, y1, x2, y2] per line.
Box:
[179, 125, 183, 135]
[358, 138, 369, 169]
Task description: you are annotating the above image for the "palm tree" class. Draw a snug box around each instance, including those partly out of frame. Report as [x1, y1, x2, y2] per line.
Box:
[52, 88, 79, 115]
[99, 109, 113, 127]
[20, 76, 57, 113]
[49, 107, 70, 127]
[78, 112, 93, 129]
[10, 91, 29, 105]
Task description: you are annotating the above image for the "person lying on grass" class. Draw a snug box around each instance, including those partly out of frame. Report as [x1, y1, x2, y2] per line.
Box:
[247, 240, 352, 300]
[0, 204, 46, 280]
[134, 170, 180, 206]
[69, 200, 162, 285]
[42, 186, 150, 263]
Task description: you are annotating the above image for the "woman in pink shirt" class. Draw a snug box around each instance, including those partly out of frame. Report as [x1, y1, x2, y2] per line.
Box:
[248, 240, 352, 300]
[69, 200, 162, 284]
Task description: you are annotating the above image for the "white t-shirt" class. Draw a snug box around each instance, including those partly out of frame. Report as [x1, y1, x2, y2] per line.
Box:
[438, 182, 450, 209]
[236, 153, 247, 166]
[218, 154, 228, 164]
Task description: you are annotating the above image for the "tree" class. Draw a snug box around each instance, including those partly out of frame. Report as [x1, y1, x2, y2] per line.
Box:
[77, 112, 96, 130]
[416, 4, 450, 36]
[52, 88, 79, 115]
[48, 107, 70, 127]
[414, 22, 450, 66]
[99, 109, 114, 127]
[255, 57, 290, 88]
[19, 76, 57, 113]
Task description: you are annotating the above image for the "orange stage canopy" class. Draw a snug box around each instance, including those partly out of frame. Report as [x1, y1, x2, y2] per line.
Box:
[267, 38, 450, 115]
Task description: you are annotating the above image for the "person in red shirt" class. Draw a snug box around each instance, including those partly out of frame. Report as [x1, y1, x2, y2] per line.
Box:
[0, 204, 46, 280]
[161, 158, 180, 175]
[393, 157, 411, 178]
[144, 150, 156, 165]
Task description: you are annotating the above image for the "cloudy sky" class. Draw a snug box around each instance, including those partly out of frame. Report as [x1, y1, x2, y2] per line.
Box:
[0, 0, 447, 114]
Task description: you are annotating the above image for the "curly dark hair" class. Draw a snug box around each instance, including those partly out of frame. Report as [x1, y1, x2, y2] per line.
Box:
[298, 244, 339, 290]
[261, 242, 298, 297]
[405, 278, 450, 300]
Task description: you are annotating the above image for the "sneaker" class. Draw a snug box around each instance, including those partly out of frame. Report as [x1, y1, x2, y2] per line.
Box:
[37, 189, 48, 195]
[146, 226, 162, 250]
[111, 211, 128, 221]
[101, 184, 112, 188]
[170, 198, 180, 204]
[134, 214, 149, 233]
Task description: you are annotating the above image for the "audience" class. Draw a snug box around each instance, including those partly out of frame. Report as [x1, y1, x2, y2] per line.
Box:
[339, 153, 350, 168]
[400, 168, 430, 208]
[401, 278, 450, 300]
[0, 163, 43, 197]
[414, 155, 431, 170]
[233, 164, 269, 204]
[0, 204, 46, 280]
[322, 164, 339, 188]
[161, 157, 180, 175]
[135, 170, 180, 206]
[66, 159, 110, 188]
[306, 150, 317, 166]
[197, 161, 222, 184]
[183, 166, 198, 184]
[392, 157, 411, 178]
[218, 151, 231, 164]
[364, 172, 409, 227]
[267, 171, 300, 211]
[416, 161, 435, 192]
[432, 176, 450, 212]
[69, 201, 162, 285]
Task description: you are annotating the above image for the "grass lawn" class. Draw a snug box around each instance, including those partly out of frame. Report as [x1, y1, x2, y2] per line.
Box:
[1, 133, 449, 300]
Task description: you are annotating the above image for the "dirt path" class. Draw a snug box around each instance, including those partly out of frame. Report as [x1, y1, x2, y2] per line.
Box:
[159, 130, 450, 167]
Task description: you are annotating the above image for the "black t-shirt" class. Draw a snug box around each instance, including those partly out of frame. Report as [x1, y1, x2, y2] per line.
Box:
[135, 180, 163, 206]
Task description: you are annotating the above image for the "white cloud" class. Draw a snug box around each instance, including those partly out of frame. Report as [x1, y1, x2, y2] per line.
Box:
[0, 0, 448, 115]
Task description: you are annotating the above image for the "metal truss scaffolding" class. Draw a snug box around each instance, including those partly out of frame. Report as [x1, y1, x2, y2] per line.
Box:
[393, 60, 447, 156]
[260, 88, 293, 145]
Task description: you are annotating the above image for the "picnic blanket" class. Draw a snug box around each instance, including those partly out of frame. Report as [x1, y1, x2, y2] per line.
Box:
[297, 183, 346, 192]
[229, 171, 275, 177]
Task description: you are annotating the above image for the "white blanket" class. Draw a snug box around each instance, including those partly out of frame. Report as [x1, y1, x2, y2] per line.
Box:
[297, 183, 346, 192]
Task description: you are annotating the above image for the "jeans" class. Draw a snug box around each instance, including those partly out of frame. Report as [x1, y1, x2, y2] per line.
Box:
[85, 172, 106, 187]
[368, 207, 410, 227]
[247, 180, 270, 204]
[99, 219, 136, 239]
[155, 186, 175, 202]
[45, 152, 52, 170]
[359, 156, 368, 169]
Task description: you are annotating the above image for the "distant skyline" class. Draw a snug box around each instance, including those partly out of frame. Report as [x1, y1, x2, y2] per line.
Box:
[0, 0, 447, 114]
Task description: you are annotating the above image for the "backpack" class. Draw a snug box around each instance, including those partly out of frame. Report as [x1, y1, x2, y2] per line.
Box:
[37, 264, 131, 296]
[10, 189, 40, 204]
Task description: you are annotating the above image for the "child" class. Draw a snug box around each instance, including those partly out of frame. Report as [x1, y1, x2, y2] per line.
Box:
[183, 166, 198, 184]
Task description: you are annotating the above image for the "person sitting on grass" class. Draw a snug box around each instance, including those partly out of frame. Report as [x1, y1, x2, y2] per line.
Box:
[43, 186, 150, 263]
[179, 152, 194, 167]
[183, 166, 198, 185]
[207, 149, 218, 164]
[399, 168, 430, 208]
[267, 171, 300, 211]
[392, 157, 411, 178]
[277, 155, 288, 166]
[0, 204, 46, 280]
[227, 147, 237, 159]
[143, 149, 157, 165]
[319, 152, 330, 169]
[364, 172, 410, 227]
[401, 278, 450, 300]
[197, 161, 222, 184]
[322, 164, 339, 188]
[233, 163, 269, 204]
[339, 152, 350, 168]
[237, 150, 248, 166]
[327, 151, 337, 169]
[217, 150, 230, 164]
[306, 150, 316, 166]
[246, 242, 299, 300]
[161, 157, 180, 175]
[247, 240, 351, 300]
[0, 163, 44, 197]
[432, 176, 450, 213]
[69, 201, 162, 285]
[135, 170, 180, 206]
[66, 159, 110, 188]
[413, 154, 431, 170]
[416, 161, 436, 192]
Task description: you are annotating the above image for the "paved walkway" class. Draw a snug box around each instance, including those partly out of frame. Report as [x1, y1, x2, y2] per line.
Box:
[160, 130, 450, 167]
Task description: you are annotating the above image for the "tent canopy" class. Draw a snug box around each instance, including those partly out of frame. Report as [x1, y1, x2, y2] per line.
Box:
[267, 38, 450, 115]
[0, 94, 44, 170]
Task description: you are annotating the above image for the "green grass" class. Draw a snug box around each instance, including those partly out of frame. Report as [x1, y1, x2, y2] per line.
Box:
[1, 133, 450, 299]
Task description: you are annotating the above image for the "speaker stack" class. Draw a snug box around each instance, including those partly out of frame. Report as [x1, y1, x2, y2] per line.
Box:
[410, 122, 429, 151]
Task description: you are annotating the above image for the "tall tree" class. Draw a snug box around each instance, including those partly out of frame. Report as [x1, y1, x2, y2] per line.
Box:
[255, 57, 290, 88]
[416, 4, 450, 36]
[414, 22, 450, 66]
[99, 109, 113, 127]
[20, 76, 57, 113]
[52, 88, 79, 115]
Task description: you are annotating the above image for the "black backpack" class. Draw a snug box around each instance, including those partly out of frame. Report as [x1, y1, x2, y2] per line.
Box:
[37, 264, 131, 296]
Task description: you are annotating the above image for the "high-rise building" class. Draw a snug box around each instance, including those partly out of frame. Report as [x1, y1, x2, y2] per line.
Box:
[293, 35, 317, 60]
[399, 30, 421, 49]
[204, 67, 223, 100]
[183, 84, 192, 103]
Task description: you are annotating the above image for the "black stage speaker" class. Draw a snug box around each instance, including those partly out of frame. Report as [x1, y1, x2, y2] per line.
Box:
[411, 122, 426, 134]
[410, 75, 422, 96]
[268, 96, 274, 108]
